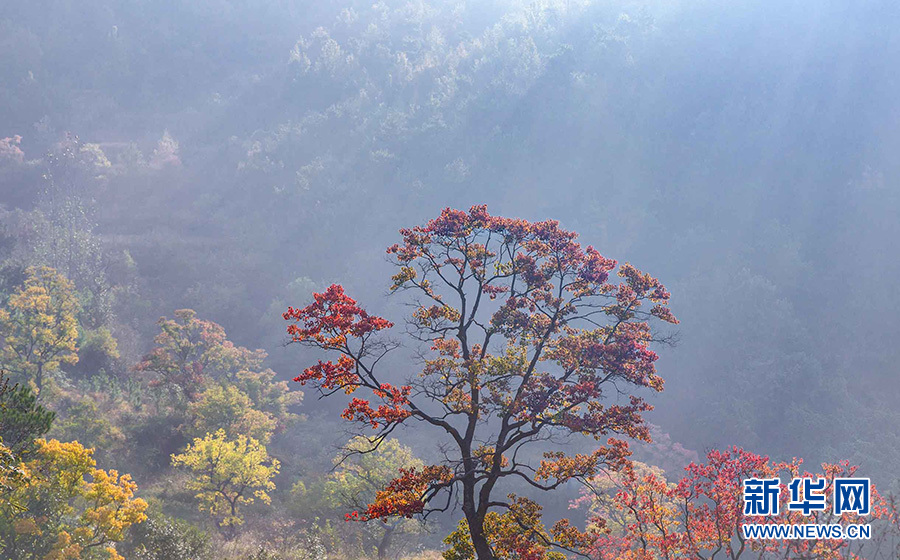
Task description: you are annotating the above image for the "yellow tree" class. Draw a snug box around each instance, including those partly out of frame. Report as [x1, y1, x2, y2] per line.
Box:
[171, 429, 279, 539]
[185, 384, 277, 443]
[0, 266, 80, 393]
[0, 438, 148, 559]
[0, 441, 26, 513]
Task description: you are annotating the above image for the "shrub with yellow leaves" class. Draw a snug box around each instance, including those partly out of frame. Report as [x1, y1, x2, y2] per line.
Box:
[171, 429, 279, 540]
[0, 266, 80, 393]
[0, 438, 147, 559]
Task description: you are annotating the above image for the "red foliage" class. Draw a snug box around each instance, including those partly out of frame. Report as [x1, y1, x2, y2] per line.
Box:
[341, 384, 412, 428]
[136, 309, 231, 400]
[283, 284, 392, 349]
[356, 465, 453, 520]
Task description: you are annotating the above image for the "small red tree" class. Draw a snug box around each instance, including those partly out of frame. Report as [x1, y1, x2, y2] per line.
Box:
[136, 309, 286, 406]
[136, 309, 231, 401]
[284, 206, 677, 559]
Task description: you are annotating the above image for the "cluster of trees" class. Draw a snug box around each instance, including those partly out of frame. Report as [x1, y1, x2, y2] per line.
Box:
[0, 261, 428, 558]
[0, 373, 147, 559]
[574, 449, 898, 560]
[0, 189, 433, 557]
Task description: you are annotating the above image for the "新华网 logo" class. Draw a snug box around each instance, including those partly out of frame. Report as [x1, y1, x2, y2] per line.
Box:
[741, 477, 872, 540]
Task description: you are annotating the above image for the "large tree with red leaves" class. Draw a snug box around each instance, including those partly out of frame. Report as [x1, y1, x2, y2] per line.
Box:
[284, 206, 678, 559]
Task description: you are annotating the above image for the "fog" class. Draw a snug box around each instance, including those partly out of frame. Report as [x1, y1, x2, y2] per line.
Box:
[1, 1, 898, 558]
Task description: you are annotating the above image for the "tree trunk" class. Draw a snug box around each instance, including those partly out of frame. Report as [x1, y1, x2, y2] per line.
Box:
[466, 510, 494, 560]
[376, 524, 394, 559]
[462, 453, 494, 560]
[221, 500, 238, 541]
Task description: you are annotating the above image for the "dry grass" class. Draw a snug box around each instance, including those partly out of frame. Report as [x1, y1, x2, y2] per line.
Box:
[397, 552, 443, 560]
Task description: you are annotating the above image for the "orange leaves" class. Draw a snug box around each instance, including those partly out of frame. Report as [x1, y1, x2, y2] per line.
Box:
[600, 263, 678, 327]
[283, 284, 393, 348]
[432, 337, 462, 358]
[382, 206, 676, 433]
[649, 304, 677, 324]
[294, 355, 359, 393]
[413, 304, 461, 328]
[390, 266, 418, 291]
[617, 263, 674, 306]
[536, 451, 602, 482]
[551, 518, 597, 550]
[357, 465, 453, 520]
[341, 384, 412, 428]
[474, 446, 509, 469]
[5, 439, 148, 556]
[484, 495, 567, 560]
[386, 206, 630, 301]
[543, 324, 661, 392]
[535, 439, 631, 483]
[444, 495, 570, 560]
